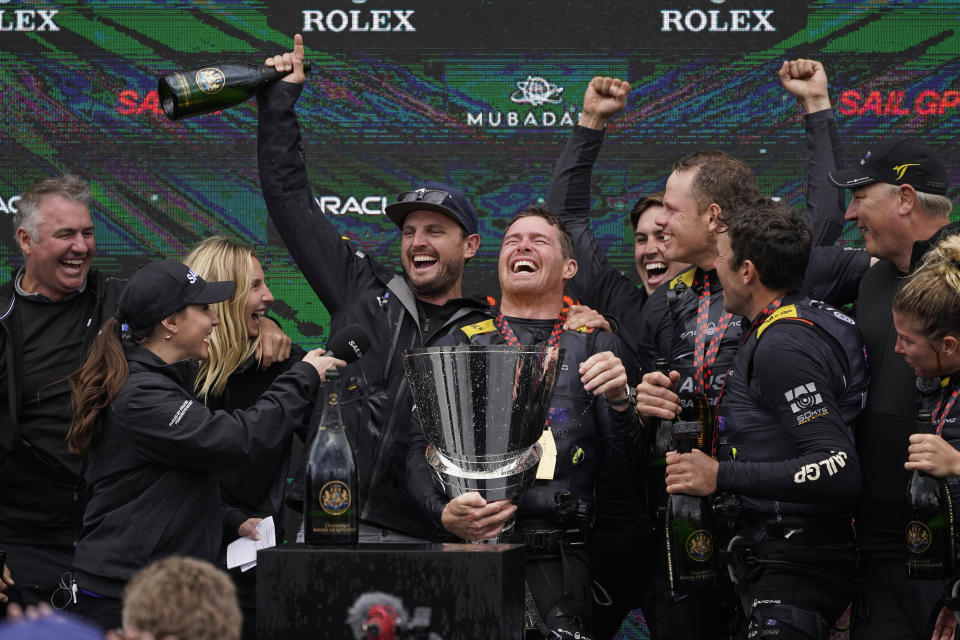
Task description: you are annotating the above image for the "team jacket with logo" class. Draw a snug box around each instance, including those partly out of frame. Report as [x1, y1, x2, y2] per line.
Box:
[73, 347, 321, 597]
[406, 316, 642, 530]
[715, 296, 868, 521]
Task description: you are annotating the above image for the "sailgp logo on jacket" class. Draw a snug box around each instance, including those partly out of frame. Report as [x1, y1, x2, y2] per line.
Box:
[784, 382, 827, 425]
[169, 400, 193, 427]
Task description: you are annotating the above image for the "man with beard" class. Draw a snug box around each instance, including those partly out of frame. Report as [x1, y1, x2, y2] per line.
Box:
[407, 207, 641, 639]
[258, 36, 490, 542]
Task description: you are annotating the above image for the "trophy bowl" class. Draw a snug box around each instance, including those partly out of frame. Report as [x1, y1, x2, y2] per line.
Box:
[403, 344, 564, 501]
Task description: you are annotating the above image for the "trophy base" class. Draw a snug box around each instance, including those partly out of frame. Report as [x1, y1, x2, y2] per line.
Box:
[427, 443, 542, 501]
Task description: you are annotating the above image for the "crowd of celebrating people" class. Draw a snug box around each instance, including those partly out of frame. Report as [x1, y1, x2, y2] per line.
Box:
[0, 33, 957, 640]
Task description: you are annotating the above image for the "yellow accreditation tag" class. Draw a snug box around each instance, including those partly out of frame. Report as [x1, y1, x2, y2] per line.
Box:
[535, 427, 558, 480]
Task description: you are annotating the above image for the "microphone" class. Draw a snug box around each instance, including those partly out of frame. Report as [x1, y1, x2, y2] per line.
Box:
[325, 324, 372, 364]
[346, 592, 406, 640]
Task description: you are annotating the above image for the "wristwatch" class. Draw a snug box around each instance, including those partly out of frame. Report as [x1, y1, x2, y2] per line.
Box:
[608, 383, 636, 410]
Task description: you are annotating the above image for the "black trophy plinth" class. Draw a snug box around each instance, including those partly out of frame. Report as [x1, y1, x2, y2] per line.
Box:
[256, 543, 525, 639]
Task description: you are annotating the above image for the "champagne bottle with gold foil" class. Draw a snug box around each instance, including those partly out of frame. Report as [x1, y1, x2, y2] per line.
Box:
[665, 420, 717, 593]
[905, 409, 956, 579]
[158, 61, 312, 120]
[304, 370, 358, 545]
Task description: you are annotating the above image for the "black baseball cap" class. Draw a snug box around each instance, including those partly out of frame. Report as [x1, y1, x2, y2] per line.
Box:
[829, 137, 949, 195]
[119, 259, 235, 330]
[384, 181, 480, 236]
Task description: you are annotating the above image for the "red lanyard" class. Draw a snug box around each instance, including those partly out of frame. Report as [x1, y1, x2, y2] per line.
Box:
[933, 380, 960, 436]
[693, 271, 732, 397]
[494, 310, 566, 349]
[710, 297, 783, 456]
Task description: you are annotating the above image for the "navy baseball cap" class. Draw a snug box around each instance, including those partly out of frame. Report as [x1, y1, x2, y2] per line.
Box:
[829, 137, 949, 195]
[384, 181, 480, 236]
[119, 259, 235, 330]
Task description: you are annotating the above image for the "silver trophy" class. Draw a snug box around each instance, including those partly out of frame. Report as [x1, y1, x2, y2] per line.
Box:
[403, 344, 564, 501]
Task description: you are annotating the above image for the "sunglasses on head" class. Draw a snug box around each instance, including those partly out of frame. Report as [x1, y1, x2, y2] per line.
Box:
[396, 188, 452, 206]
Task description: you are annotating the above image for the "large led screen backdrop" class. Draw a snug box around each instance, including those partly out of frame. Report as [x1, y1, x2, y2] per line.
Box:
[1, 1, 958, 346]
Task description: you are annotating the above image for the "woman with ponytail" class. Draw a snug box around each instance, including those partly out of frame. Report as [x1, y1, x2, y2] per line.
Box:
[66, 259, 342, 631]
[894, 235, 960, 640]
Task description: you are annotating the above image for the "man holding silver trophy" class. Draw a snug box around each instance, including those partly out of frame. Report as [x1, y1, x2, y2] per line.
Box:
[405, 208, 643, 639]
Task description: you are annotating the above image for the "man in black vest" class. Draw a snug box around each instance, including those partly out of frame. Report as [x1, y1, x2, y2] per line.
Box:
[665, 198, 868, 639]
[406, 207, 642, 638]
[829, 138, 956, 639]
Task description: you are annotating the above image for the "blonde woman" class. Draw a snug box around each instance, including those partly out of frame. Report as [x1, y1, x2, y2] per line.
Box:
[184, 237, 309, 640]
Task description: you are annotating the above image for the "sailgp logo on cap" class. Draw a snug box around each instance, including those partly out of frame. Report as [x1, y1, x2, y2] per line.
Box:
[893, 163, 920, 180]
[186, 268, 199, 284]
[859, 150, 871, 165]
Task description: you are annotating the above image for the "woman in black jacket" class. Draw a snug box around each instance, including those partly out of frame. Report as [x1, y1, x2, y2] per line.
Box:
[65, 259, 342, 631]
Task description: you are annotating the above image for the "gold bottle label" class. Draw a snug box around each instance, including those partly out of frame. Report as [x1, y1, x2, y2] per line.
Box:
[319, 480, 351, 515]
[194, 67, 225, 94]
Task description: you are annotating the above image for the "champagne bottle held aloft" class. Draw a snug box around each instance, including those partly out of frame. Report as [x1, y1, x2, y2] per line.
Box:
[304, 370, 359, 546]
[158, 60, 312, 120]
[665, 420, 718, 593]
[905, 409, 956, 579]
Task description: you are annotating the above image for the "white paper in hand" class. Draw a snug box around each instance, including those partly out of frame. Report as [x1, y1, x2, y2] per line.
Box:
[226, 516, 277, 570]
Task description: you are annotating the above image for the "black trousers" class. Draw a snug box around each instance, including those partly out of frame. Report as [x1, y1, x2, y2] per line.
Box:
[0, 541, 74, 610]
[525, 544, 593, 638]
[730, 536, 857, 640]
[851, 552, 944, 640]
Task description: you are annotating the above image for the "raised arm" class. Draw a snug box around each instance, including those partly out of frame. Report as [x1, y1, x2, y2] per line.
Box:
[779, 59, 846, 247]
[257, 34, 385, 315]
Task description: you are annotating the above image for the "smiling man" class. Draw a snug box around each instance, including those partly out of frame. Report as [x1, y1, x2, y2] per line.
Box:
[828, 138, 957, 640]
[406, 207, 641, 639]
[258, 36, 490, 543]
[0, 175, 125, 608]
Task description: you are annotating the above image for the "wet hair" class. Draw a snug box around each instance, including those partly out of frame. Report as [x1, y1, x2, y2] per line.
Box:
[68, 312, 156, 454]
[122, 556, 242, 640]
[672, 151, 761, 213]
[506, 206, 575, 260]
[720, 197, 811, 294]
[629, 192, 665, 230]
[184, 237, 260, 399]
[893, 235, 960, 341]
[14, 174, 91, 243]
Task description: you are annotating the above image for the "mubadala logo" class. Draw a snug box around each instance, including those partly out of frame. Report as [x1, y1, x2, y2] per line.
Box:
[511, 76, 563, 107]
[467, 76, 577, 128]
[661, 0, 775, 33]
[315, 195, 387, 215]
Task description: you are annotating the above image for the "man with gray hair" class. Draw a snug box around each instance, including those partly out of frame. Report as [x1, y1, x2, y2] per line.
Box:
[0, 174, 123, 609]
[829, 138, 957, 639]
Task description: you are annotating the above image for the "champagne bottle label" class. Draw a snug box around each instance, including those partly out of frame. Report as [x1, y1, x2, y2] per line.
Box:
[195, 68, 226, 94]
[685, 529, 715, 563]
[906, 520, 932, 555]
[319, 480, 351, 516]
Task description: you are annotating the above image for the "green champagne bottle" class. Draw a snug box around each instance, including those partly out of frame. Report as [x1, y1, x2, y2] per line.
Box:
[665, 420, 718, 593]
[158, 60, 312, 120]
[905, 409, 956, 579]
[304, 370, 359, 546]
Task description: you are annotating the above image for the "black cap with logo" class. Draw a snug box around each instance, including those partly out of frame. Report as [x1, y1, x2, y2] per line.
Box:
[829, 137, 948, 195]
[384, 181, 480, 236]
[119, 259, 235, 330]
